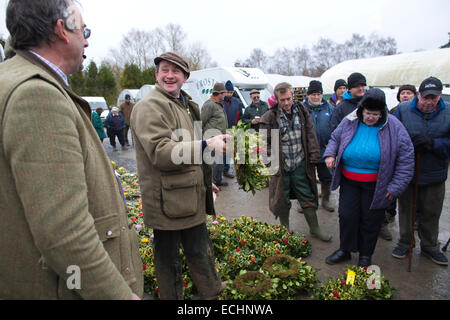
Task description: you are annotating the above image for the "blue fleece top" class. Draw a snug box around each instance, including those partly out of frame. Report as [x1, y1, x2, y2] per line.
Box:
[342, 122, 382, 173]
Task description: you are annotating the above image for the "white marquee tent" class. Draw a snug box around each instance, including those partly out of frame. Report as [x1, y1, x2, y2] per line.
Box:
[320, 48, 450, 94]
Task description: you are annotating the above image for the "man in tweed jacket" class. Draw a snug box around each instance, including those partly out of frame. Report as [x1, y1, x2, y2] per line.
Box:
[0, 0, 143, 299]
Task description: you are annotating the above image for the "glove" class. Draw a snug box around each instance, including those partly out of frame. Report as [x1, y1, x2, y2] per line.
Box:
[410, 134, 434, 153]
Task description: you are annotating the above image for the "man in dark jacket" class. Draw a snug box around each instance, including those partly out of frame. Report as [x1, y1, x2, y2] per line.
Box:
[304, 80, 335, 212]
[104, 107, 127, 151]
[330, 72, 367, 132]
[329, 79, 347, 107]
[392, 77, 449, 266]
[222, 80, 244, 178]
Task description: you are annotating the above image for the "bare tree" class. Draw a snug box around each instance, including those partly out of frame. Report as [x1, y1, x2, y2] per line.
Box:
[186, 41, 213, 71]
[312, 38, 338, 71]
[244, 48, 268, 70]
[160, 23, 187, 55]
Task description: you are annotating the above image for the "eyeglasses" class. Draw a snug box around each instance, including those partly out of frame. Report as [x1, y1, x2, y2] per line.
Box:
[363, 111, 381, 118]
[82, 27, 91, 39]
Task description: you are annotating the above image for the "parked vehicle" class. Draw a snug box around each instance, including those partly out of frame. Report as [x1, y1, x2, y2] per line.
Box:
[182, 67, 272, 110]
[117, 89, 139, 107]
[82, 96, 109, 122]
[135, 84, 155, 103]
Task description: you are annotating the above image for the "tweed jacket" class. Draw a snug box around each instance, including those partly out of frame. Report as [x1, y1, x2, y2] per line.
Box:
[0, 51, 143, 299]
[259, 102, 321, 217]
[130, 85, 215, 231]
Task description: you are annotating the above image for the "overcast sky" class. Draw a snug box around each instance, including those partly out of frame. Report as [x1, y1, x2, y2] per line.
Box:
[1, 0, 449, 67]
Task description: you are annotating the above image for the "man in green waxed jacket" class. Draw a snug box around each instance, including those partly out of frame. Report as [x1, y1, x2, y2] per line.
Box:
[0, 0, 143, 299]
[131, 52, 228, 300]
[201, 82, 229, 187]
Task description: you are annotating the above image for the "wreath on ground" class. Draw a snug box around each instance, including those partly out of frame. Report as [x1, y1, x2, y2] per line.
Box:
[263, 255, 301, 279]
[233, 271, 272, 296]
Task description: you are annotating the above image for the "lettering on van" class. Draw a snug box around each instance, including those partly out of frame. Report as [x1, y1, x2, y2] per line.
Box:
[196, 78, 217, 94]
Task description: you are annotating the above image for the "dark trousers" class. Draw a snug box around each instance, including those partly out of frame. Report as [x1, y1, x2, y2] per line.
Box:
[338, 177, 385, 256]
[123, 125, 131, 145]
[153, 223, 222, 300]
[398, 182, 445, 251]
[108, 128, 125, 147]
[315, 162, 332, 185]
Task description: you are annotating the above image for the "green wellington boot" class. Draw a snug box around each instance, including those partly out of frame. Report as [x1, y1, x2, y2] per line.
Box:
[303, 207, 332, 242]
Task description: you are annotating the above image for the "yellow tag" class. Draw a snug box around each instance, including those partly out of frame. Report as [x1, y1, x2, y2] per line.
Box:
[346, 269, 356, 286]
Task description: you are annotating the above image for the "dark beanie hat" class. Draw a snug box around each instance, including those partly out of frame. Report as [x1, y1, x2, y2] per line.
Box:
[396, 84, 417, 102]
[225, 80, 234, 91]
[334, 79, 347, 92]
[307, 80, 323, 95]
[347, 72, 367, 89]
[356, 88, 387, 126]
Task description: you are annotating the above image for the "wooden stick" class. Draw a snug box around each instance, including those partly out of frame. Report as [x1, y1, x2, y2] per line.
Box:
[408, 153, 421, 272]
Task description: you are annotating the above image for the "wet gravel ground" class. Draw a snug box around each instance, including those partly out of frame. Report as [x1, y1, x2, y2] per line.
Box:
[103, 130, 450, 300]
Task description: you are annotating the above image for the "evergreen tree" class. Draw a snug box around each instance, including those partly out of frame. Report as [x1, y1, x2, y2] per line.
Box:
[98, 62, 118, 106]
[68, 71, 86, 96]
[85, 61, 99, 96]
[120, 63, 143, 89]
[142, 66, 156, 85]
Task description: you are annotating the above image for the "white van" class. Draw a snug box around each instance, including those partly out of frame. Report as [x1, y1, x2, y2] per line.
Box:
[82, 96, 109, 122]
[182, 67, 272, 110]
[135, 84, 155, 103]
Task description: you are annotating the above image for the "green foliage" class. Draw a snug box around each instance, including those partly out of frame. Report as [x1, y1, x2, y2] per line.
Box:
[115, 163, 394, 301]
[68, 60, 118, 106]
[120, 63, 143, 89]
[142, 66, 157, 85]
[229, 120, 271, 195]
[313, 265, 396, 300]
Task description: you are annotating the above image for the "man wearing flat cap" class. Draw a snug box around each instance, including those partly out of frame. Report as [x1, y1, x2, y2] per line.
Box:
[242, 89, 269, 131]
[131, 52, 228, 299]
[201, 82, 229, 187]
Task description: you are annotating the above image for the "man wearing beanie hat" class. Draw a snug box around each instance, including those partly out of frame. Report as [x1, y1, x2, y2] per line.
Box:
[202, 83, 229, 187]
[330, 72, 367, 132]
[304, 80, 335, 212]
[222, 80, 244, 179]
[119, 94, 135, 147]
[329, 79, 347, 107]
[392, 76, 450, 266]
[131, 52, 229, 299]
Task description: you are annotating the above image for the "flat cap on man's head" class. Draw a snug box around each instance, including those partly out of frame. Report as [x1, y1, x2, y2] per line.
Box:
[154, 52, 190, 77]
[250, 89, 260, 95]
[419, 77, 443, 97]
[212, 83, 227, 94]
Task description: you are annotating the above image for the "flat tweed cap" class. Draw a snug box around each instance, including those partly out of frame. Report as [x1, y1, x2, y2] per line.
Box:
[154, 52, 190, 77]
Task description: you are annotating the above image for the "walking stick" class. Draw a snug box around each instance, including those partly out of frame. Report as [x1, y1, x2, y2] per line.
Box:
[442, 237, 450, 252]
[408, 152, 421, 272]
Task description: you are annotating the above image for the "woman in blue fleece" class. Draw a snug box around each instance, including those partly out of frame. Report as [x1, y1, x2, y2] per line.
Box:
[323, 88, 414, 267]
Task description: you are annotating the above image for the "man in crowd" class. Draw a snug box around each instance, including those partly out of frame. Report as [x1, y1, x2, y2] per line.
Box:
[131, 52, 228, 299]
[222, 80, 244, 179]
[392, 76, 449, 266]
[259, 82, 331, 241]
[330, 72, 367, 132]
[329, 79, 347, 107]
[104, 107, 127, 151]
[201, 82, 229, 187]
[242, 89, 269, 131]
[0, 0, 142, 299]
[119, 93, 134, 147]
[303, 80, 335, 212]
